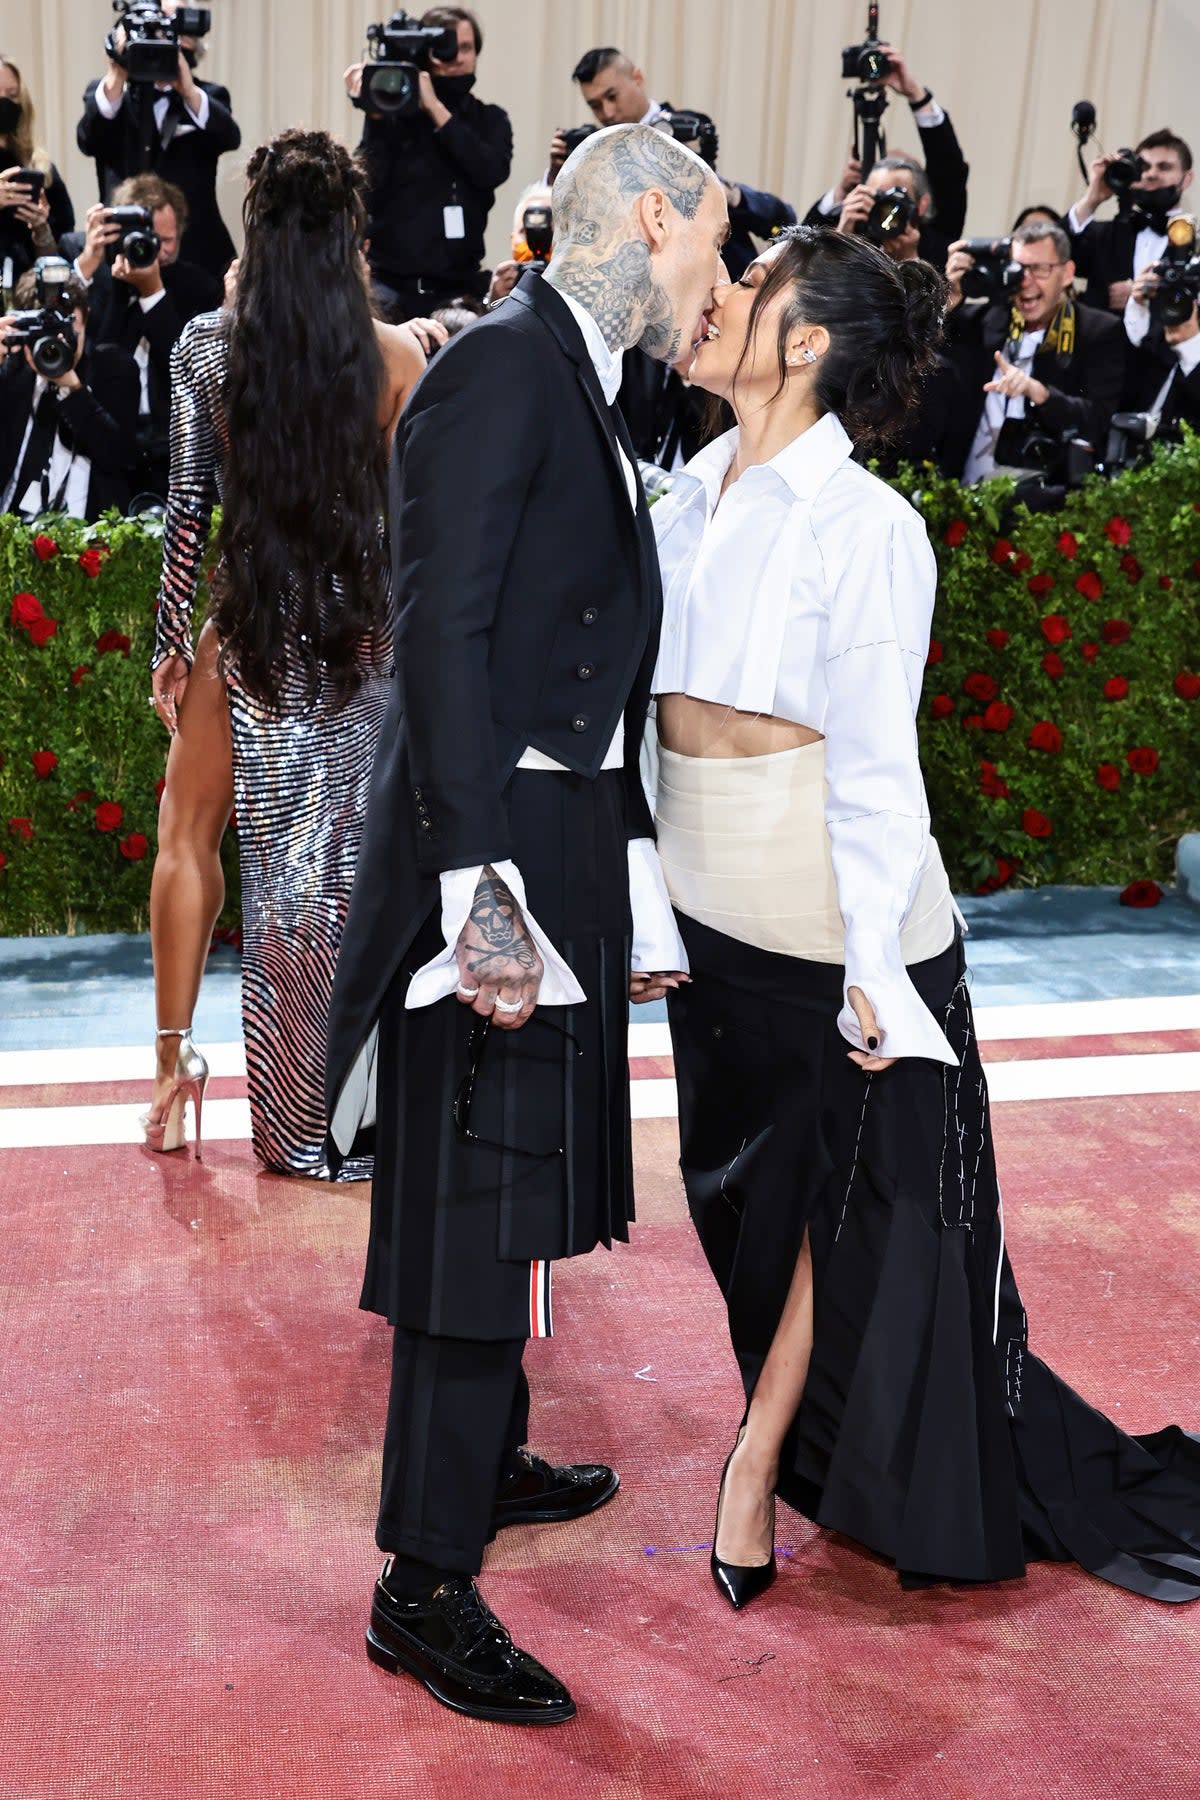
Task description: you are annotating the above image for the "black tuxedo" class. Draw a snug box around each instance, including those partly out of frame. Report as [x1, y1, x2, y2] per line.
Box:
[60, 232, 222, 333]
[1121, 323, 1200, 438]
[77, 78, 240, 276]
[804, 109, 969, 271]
[1065, 211, 1173, 314]
[0, 347, 139, 521]
[936, 298, 1128, 480]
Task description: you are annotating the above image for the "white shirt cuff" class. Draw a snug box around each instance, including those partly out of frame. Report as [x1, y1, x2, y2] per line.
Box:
[73, 257, 93, 286]
[1175, 332, 1200, 376]
[405, 862, 587, 1010]
[816, 189, 839, 217]
[186, 89, 210, 129]
[138, 289, 167, 312]
[1065, 203, 1090, 235]
[911, 99, 946, 128]
[1123, 294, 1151, 346]
[839, 926, 958, 1066]
[94, 81, 124, 119]
[629, 838, 688, 973]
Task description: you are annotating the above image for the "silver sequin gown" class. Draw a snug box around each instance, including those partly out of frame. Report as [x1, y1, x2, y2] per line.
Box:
[153, 310, 389, 1179]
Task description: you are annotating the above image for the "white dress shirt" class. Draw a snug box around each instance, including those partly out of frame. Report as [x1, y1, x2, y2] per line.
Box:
[651, 412, 960, 1064]
[1, 378, 91, 519]
[961, 325, 1045, 485]
[93, 80, 211, 135]
[406, 284, 685, 1011]
[1065, 201, 1178, 295]
[1123, 291, 1200, 374]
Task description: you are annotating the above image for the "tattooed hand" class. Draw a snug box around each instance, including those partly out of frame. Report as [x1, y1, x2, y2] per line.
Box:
[455, 865, 544, 1028]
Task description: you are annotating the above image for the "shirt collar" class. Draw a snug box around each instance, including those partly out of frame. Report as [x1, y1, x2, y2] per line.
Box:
[675, 411, 856, 514]
[553, 286, 624, 406]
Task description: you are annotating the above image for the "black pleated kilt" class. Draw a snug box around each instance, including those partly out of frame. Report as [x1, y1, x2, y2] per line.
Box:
[669, 913, 1200, 1601]
[362, 769, 634, 1341]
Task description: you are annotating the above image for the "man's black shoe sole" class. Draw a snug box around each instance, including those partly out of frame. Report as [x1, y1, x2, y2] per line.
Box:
[365, 1627, 577, 1726]
[493, 1469, 620, 1530]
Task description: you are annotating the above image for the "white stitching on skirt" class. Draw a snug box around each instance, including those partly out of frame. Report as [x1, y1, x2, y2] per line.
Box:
[720, 1136, 749, 1211]
[834, 1076, 873, 1243]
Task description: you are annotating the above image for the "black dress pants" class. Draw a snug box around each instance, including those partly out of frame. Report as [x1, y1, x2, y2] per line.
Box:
[376, 1325, 530, 1574]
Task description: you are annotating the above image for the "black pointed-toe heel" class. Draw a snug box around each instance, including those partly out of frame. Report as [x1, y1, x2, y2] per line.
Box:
[710, 1427, 777, 1611]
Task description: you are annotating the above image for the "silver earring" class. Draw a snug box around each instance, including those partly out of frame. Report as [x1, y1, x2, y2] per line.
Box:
[801, 346, 818, 363]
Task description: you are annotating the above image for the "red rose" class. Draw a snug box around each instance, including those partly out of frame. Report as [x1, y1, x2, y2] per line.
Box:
[29, 616, 57, 647]
[1158, 575, 1174, 591]
[1173, 671, 1200, 700]
[1126, 746, 1160, 775]
[926, 639, 944, 666]
[985, 628, 1010, 650]
[973, 854, 1020, 896]
[943, 519, 968, 547]
[1028, 721, 1063, 754]
[78, 548, 103, 579]
[31, 751, 58, 780]
[989, 538, 1014, 566]
[1074, 570, 1103, 602]
[1120, 880, 1163, 909]
[1095, 763, 1121, 791]
[1101, 618, 1131, 645]
[32, 534, 58, 561]
[65, 789, 93, 814]
[70, 665, 90, 686]
[1081, 642, 1099, 663]
[119, 832, 148, 862]
[982, 701, 1014, 732]
[95, 630, 131, 658]
[979, 761, 1010, 798]
[8, 817, 33, 841]
[94, 801, 124, 833]
[0, 851, 6, 871]
[1042, 652, 1065, 678]
[10, 591, 44, 629]
[1104, 516, 1132, 547]
[1119, 554, 1142, 584]
[1040, 614, 1072, 645]
[1027, 572, 1056, 598]
[1022, 808, 1053, 839]
[1103, 676, 1129, 700]
[962, 713, 984, 731]
[929, 693, 954, 720]
[963, 671, 999, 703]
[1056, 531, 1078, 559]
[1011, 551, 1032, 574]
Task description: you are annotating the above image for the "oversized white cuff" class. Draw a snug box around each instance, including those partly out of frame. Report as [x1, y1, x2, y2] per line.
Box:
[839, 924, 958, 1066]
[629, 837, 688, 973]
[406, 862, 587, 1010]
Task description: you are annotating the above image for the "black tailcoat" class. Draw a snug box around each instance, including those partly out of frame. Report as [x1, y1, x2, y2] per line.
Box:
[326, 273, 662, 1184]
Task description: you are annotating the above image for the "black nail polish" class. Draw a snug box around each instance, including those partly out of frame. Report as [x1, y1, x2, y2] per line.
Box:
[867, 1035, 878, 1050]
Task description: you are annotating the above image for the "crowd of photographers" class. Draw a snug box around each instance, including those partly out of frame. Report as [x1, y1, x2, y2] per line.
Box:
[2, 3, 1198, 525]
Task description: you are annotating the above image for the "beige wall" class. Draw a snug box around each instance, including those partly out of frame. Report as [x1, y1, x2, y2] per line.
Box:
[5, 0, 1198, 271]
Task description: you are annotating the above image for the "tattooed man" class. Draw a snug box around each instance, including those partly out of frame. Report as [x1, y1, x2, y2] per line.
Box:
[326, 125, 728, 1724]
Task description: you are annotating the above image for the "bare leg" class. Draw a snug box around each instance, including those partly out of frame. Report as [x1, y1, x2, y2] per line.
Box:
[148, 620, 234, 1112]
[715, 1230, 814, 1566]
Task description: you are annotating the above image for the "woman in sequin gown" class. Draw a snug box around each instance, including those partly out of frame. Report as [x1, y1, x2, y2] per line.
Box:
[146, 130, 425, 1177]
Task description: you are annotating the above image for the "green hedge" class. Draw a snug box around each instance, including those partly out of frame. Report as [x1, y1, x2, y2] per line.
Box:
[2, 438, 1199, 934]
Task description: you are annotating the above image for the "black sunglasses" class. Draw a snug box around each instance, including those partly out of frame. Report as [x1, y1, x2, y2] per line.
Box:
[451, 1015, 582, 1159]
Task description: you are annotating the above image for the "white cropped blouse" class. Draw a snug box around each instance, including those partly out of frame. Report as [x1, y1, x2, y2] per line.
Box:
[651, 411, 961, 1065]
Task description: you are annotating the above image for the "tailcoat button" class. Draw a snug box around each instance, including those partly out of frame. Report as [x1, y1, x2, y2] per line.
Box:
[577, 662, 594, 680]
[580, 607, 598, 626]
[571, 715, 589, 733]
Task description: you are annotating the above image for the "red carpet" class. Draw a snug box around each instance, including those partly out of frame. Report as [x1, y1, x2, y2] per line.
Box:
[2, 1098, 1198, 1799]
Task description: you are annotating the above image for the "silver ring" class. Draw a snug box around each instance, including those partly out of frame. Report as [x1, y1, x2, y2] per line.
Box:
[493, 996, 524, 1014]
[456, 983, 479, 998]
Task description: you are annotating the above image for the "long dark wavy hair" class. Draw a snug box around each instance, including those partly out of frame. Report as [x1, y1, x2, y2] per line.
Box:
[212, 129, 389, 708]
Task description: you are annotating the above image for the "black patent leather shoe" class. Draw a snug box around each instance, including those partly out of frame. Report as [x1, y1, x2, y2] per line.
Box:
[710, 1431, 777, 1611]
[492, 1449, 619, 1530]
[366, 1568, 576, 1726]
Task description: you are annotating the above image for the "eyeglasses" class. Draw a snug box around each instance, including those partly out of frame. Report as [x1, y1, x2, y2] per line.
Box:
[1017, 261, 1067, 279]
[451, 1015, 582, 1159]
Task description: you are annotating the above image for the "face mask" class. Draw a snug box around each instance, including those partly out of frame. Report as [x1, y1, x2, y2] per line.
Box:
[1135, 182, 1181, 217]
[0, 97, 22, 136]
[432, 72, 475, 105]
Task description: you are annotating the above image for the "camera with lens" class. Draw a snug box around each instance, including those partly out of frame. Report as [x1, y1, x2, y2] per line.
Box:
[559, 123, 598, 157]
[958, 236, 1023, 303]
[997, 423, 1096, 512]
[1147, 215, 1200, 328]
[106, 2, 212, 84]
[104, 204, 161, 268]
[857, 184, 914, 245]
[840, 4, 890, 179]
[657, 110, 719, 171]
[521, 203, 552, 275]
[4, 255, 78, 380]
[356, 10, 458, 116]
[1101, 410, 1158, 474]
[1105, 147, 1150, 195]
[842, 4, 889, 85]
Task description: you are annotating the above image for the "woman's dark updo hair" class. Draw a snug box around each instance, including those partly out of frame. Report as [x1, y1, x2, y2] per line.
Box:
[730, 225, 947, 452]
[212, 128, 388, 709]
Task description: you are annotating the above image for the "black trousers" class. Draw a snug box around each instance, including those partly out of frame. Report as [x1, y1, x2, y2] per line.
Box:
[376, 1325, 529, 1573]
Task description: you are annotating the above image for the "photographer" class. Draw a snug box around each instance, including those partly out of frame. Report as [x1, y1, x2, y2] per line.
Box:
[937, 220, 1126, 483]
[0, 54, 75, 281]
[805, 43, 968, 270]
[77, 2, 241, 280]
[1066, 130, 1193, 314]
[0, 269, 138, 521]
[836, 155, 929, 264]
[548, 47, 793, 278]
[346, 6, 512, 318]
[63, 174, 221, 330]
[1119, 257, 1200, 438]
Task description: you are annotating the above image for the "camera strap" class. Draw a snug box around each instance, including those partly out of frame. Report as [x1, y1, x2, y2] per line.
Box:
[1006, 293, 1075, 362]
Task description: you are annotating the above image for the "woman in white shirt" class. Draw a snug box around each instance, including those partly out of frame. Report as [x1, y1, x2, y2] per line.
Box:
[651, 226, 1200, 1611]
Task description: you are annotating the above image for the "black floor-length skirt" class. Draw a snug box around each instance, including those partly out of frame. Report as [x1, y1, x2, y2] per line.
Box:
[668, 913, 1200, 1603]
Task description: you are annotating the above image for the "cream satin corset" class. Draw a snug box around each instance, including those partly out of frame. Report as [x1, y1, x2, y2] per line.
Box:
[655, 741, 954, 966]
